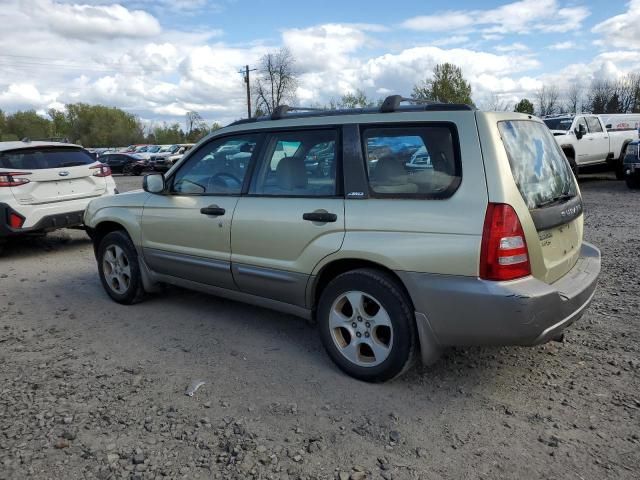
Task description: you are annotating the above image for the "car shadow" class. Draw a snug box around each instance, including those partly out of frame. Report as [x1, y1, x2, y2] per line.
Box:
[0, 229, 92, 260]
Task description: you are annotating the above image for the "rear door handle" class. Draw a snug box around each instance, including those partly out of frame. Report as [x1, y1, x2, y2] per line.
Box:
[200, 205, 225, 216]
[303, 211, 337, 223]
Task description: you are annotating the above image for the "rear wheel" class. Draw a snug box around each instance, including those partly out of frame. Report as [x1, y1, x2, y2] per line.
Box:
[318, 269, 417, 382]
[626, 176, 640, 189]
[97, 231, 145, 304]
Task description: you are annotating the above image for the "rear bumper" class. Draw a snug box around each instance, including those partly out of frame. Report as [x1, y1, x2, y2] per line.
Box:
[398, 242, 601, 350]
[0, 202, 85, 238]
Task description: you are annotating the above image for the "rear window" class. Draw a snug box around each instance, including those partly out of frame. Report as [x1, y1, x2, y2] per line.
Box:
[0, 147, 96, 170]
[498, 120, 577, 209]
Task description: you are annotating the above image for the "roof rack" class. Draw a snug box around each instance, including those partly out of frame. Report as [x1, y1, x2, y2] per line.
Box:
[271, 105, 326, 120]
[228, 95, 474, 126]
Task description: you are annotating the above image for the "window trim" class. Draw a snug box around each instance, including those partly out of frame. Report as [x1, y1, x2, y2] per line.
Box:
[163, 132, 264, 197]
[245, 127, 343, 199]
[359, 122, 462, 200]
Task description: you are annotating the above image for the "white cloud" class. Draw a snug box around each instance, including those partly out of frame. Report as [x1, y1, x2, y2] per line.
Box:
[548, 41, 576, 50]
[431, 35, 470, 47]
[402, 0, 590, 35]
[494, 42, 529, 52]
[24, 0, 162, 40]
[592, 0, 640, 50]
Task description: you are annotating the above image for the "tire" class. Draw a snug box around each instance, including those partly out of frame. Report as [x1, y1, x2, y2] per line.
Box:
[615, 163, 625, 180]
[317, 268, 417, 382]
[626, 176, 640, 189]
[97, 230, 145, 304]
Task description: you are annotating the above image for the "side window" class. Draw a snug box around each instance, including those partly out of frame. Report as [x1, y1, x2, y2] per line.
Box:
[362, 125, 460, 198]
[575, 117, 588, 133]
[171, 135, 258, 195]
[586, 117, 602, 133]
[250, 130, 339, 197]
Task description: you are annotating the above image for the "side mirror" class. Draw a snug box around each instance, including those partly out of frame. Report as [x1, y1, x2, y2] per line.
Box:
[143, 173, 165, 193]
[575, 124, 586, 140]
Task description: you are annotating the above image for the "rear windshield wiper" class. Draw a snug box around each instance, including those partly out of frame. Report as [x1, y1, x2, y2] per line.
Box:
[537, 193, 574, 208]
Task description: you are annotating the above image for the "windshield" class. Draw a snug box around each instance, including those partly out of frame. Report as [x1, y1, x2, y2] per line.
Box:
[0, 147, 96, 170]
[498, 120, 578, 210]
[543, 118, 573, 131]
[147, 146, 161, 153]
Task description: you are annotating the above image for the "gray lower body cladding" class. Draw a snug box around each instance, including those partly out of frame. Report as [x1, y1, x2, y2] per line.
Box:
[398, 242, 601, 347]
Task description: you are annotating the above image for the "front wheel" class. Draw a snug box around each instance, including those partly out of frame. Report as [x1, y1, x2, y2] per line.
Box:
[97, 231, 145, 304]
[317, 269, 417, 382]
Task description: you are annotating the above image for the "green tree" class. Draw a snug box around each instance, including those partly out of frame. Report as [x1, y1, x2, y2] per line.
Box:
[65, 103, 144, 146]
[5, 110, 51, 140]
[412, 63, 473, 105]
[514, 98, 535, 114]
[152, 122, 184, 144]
[47, 108, 70, 139]
[340, 89, 374, 108]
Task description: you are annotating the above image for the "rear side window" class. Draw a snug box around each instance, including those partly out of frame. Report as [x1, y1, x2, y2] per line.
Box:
[498, 120, 578, 210]
[0, 147, 95, 170]
[362, 125, 461, 198]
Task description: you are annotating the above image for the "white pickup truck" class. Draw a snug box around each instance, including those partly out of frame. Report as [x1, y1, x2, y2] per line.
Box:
[543, 114, 640, 178]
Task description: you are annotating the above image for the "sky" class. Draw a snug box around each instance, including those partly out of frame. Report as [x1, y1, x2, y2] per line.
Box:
[0, 0, 638, 128]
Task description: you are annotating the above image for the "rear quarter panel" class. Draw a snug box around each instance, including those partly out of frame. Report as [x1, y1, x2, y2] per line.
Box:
[313, 111, 488, 276]
[475, 112, 583, 283]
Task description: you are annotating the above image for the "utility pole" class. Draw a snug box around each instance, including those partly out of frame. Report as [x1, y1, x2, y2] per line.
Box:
[240, 65, 256, 118]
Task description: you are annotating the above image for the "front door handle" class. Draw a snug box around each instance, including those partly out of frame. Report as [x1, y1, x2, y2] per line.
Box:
[303, 211, 337, 223]
[200, 205, 225, 216]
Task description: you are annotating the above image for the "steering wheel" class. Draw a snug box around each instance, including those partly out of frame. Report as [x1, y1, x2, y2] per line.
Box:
[210, 172, 242, 189]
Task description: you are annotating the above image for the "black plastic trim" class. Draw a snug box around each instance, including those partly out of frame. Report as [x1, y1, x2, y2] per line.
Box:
[342, 124, 369, 199]
[0, 203, 84, 238]
[529, 194, 583, 231]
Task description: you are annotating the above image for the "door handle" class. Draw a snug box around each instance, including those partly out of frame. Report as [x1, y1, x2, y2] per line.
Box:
[303, 211, 337, 223]
[200, 205, 225, 216]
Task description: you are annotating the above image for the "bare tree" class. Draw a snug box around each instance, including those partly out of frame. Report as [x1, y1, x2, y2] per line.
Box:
[564, 83, 583, 113]
[185, 111, 206, 136]
[586, 79, 616, 114]
[485, 92, 512, 111]
[253, 48, 298, 115]
[535, 85, 560, 116]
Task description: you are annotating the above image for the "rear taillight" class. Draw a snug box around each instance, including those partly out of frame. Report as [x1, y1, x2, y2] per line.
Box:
[91, 164, 112, 177]
[480, 203, 531, 281]
[0, 171, 31, 187]
[8, 211, 25, 229]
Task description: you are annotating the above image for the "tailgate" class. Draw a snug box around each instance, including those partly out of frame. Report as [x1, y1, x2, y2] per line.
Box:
[498, 120, 583, 284]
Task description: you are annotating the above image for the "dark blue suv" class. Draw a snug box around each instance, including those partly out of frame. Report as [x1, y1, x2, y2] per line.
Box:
[623, 140, 640, 189]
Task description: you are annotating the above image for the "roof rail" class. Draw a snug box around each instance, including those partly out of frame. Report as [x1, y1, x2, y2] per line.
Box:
[271, 105, 326, 120]
[225, 95, 474, 127]
[379, 95, 444, 113]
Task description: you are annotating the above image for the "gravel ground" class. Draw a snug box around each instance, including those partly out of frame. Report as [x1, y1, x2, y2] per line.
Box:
[0, 173, 638, 480]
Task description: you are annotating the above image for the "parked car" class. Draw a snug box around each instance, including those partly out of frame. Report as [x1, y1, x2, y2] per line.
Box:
[0, 140, 117, 253]
[135, 145, 162, 160]
[152, 144, 195, 172]
[622, 140, 640, 189]
[84, 96, 601, 382]
[102, 152, 141, 173]
[543, 114, 639, 178]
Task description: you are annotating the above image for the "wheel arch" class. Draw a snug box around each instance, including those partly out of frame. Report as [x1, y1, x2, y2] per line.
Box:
[561, 144, 575, 160]
[91, 220, 135, 257]
[308, 258, 415, 313]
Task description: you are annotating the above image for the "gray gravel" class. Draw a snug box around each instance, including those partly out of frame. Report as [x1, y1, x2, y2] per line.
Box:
[0, 172, 638, 480]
